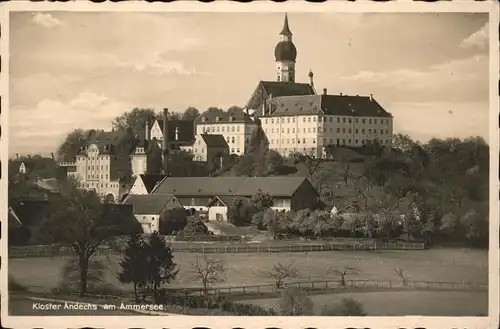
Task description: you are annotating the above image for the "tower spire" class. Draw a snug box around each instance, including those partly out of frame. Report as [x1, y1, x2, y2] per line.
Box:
[280, 13, 292, 36]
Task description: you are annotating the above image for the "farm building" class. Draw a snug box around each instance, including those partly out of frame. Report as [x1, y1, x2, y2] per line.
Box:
[122, 193, 185, 233]
[151, 176, 319, 221]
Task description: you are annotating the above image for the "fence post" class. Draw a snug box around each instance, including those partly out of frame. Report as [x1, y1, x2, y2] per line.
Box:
[246, 245, 249, 253]
[290, 245, 292, 252]
[257, 245, 260, 253]
[300, 244, 303, 252]
[202, 246, 205, 254]
[243, 286, 246, 294]
[268, 246, 271, 253]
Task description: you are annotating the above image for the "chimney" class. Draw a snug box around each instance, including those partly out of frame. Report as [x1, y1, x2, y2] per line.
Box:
[340, 92, 343, 96]
[369, 94, 374, 102]
[15, 153, 19, 159]
[162, 108, 169, 175]
[145, 118, 150, 140]
[308, 70, 314, 88]
[175, 126, 179, 141]
[50, 152, 54, 160]
[323, 88, 327, 95]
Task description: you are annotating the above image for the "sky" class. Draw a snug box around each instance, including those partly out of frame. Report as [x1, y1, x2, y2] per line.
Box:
[9, 11, 490, 156]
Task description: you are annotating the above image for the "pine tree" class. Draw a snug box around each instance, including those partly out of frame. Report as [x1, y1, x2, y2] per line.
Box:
[117, 234, 147, 302]
[145, 232, 179, 301]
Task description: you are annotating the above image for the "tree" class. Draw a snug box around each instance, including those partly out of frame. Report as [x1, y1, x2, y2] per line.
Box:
[143, 233, 179, 301]
[393, 267, 408, 287]
[117, 234, 148, 302]
[327, 266, 360, 286]
[439, 212, 460, 241]
[321, 298, 367, 316]
[392, 133, 416, 154]
[279, 288, 313, 316]
[59, 257, 107, 294]
[227, 197, 254, 226]
[182, 107, 200, 121]
[251, 191, 274, 213]
[260, 262, 299, 289]
[460, 209, 488, 245]
[190, 255, 226, 299]
[36, 178, 122, 296]
[262, 209, 283, 240]
[112, 108, 157, 137]
[56, 129, 92, 162]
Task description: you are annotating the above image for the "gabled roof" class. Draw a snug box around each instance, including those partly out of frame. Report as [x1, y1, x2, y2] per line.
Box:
[267, 94, 392, 118]
[246, 81, 316, 113]
[200, 134, 229, 148]
[152, 176, 312, 198]
[153, 119, 195, 143]
[123, 194, 179, 214]
[195, 108, 255, 124]
[137, 174, 167, 193]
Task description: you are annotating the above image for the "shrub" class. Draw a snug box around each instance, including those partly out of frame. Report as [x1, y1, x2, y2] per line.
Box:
[159, 207, 188, 234]
[182, 219, 209, 235]
[279, 288, 314, 316]
[321, 297, 367, 316]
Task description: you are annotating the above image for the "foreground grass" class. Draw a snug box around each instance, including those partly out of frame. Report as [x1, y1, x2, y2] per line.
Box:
[9, 248, 487, 293]
[240, 290, 489, 316]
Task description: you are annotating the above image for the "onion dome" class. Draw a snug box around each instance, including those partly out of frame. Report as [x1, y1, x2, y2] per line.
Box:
[274, 14, 297, 62]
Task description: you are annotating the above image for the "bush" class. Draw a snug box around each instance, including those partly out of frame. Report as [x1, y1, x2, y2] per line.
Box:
[279, 288, 314, 316]
[321, 297, 367, 316]
[182, 219, 209, 235]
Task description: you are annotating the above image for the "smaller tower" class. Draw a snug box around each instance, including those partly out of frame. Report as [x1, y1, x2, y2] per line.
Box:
[145, 118, 150, 141]
[308, 69, 315, 91]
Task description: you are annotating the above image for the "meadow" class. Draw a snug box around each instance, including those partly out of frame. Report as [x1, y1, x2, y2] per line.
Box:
[240, 290, 489, 316]
[9, 248, 488, 293]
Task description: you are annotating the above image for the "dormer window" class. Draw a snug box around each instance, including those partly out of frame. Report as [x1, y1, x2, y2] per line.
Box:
[216, 116, 220, 122]
[229, 115, 234, 122]
[201, 116, 207, 123]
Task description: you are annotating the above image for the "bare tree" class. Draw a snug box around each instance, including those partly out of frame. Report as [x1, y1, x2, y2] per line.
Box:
[341, 158, 352, 184]
[327, 266, 360, 286]
[393, 267, 408, 287]
[260, 262, 299, 289]
[190, 255, 226, 298]
[279, 288, 313, 316]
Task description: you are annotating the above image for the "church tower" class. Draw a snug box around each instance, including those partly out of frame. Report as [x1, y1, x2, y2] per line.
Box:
[274, 13, 297, 83]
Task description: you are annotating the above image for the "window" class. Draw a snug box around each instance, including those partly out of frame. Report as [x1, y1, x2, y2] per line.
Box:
[303, 117, 306, 122]
[308, 117, 311, 122]
[106, 174, 108, 179]
[292, 138, 295, 144]
[101, 174, 103, 179]
[355, 139, 358, 144]
[313, 140, 316, 144]
[374, 119, 377, 124]
[237, 126, 240, 132]
[231, 126, 235, 132]
[342, 139, 346, 145]
[343, 117, 346, 123]
[287, 118, 290, 123]
[362, 119, 366, 124]
[368, 129, 372, 134]
[264, 119, 268, 124]
[385, 129, 389, 134]
[355, 118, 359, 123]
[297, 139, 300, 144]
[231, 137, 235, 143]
[362, 140, 365, 145]
[292, 118, 295, 123]
[369, 119, 372, 124]
[281, 118, 285, 123]
[329, 117, 333, 122]
[323, 138, 327, 145]
[271, 119, 274, 124]
[271, 128, 274, 133]
[303, 128, 306, 133]
[216, 126, 220, 132]
[313, 117, 316, 122]
[337, 117, 340, 123]
[287, 128, 290, 133]
[329, 138, 333, 144]
[308, 128, 311, 133]
[194, 148, 197, 152]
[337, 128, 340, 133]
[281, 129, 284, 133]
[348, 118, 352, 123]
[302, 138, 306, 144]
[362, 129, 365, 133]
[292, 128, 295, 133]
[342, 128, 346, 133]
[336, 139, 340, 145]
[312, 128, 316, 133]
[348, 139, 351, 144]
[207, 127, 211, 133]
[348, 128, 352, 133]
[231, 148, 235, 153]
[355, 129, 359, 133]
[236, 148, 240, 153]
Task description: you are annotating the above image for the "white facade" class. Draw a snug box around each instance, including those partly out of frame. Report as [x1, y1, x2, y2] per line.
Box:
[208, 206, 228, 222]
[134, 214, 160, 234]
[19, 162, 26, 174]
[262, 114, 393, 158]
[195, 122, 257, 155]
[129, 176, 149, 195]
[130, 146, 147, 176]
[73, 144, 127, 202]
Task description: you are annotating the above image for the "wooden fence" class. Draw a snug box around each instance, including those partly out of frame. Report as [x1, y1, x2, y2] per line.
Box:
[8, 241, 425, 258]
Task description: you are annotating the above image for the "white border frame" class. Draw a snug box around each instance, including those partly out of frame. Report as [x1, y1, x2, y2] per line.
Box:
[1, 1, 498, 328]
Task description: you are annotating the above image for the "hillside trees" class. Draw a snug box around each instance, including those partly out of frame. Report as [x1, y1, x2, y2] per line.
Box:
[57, 129, 93, 162]
[112, 108, 158, 136]
[182, 107, 200, 120]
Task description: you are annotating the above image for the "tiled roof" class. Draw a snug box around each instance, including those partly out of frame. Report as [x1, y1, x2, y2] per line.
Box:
[195, 108, 255, 124]
[84, 130, 132, 154]
[138, 174, 167, 193]
[123, 194, 178, 214]
[154, 119, 195, 143]
[200, 134, 229, 148]
[152, 176, 311, 197]
[267, 94, 392, 118]
[246, 81, 316, 114]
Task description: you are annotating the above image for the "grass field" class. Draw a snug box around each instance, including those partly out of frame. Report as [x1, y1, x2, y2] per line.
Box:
[9, 248, 488, 293]
[240, 290, 489, 316]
